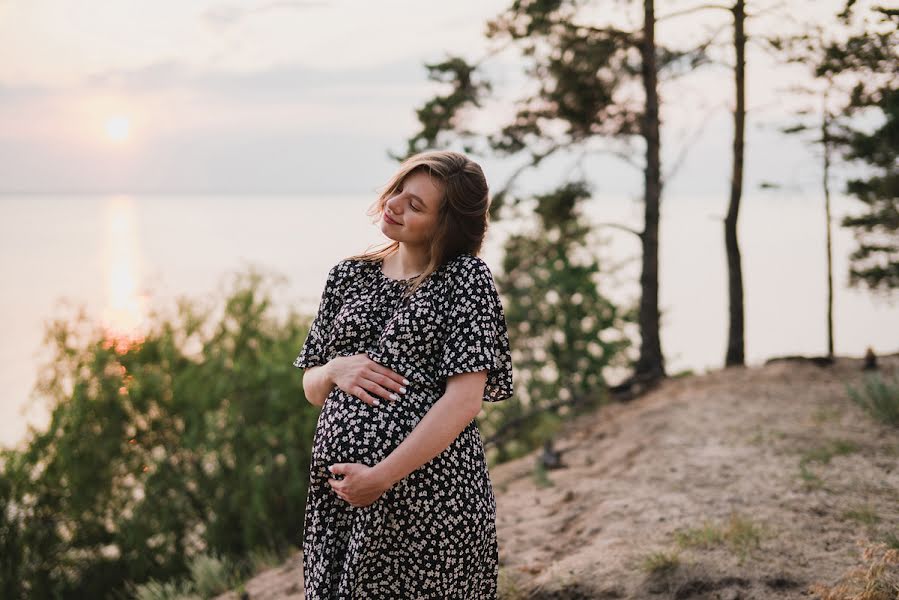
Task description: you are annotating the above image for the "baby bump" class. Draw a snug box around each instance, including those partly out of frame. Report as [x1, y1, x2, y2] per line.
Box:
[311, 385, 437, 468]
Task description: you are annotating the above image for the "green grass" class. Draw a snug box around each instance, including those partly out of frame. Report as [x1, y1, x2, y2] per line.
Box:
[842, 504, 881, 526]
[797, 438, 860, 490]
[639, 549, 681, 575]
[674, 522, 725, 547]
[799, 462, 825, 489]
[497, 566, 528, 600]
[673, 511, 765, 563]
[127, 551, 246, 600]
[846, 369, 899, 427]
[247, 545, 286, 573]
[130, 578, 201, 600]
[532, 460, 554, 488]
[881, 530, 899, 550]
[799, 439, 859, 467]
[812, 405, 844, 424]
[187, 552, 240, 599]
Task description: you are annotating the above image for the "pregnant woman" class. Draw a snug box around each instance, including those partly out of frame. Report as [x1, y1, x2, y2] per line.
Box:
[293, 149, 514, 599]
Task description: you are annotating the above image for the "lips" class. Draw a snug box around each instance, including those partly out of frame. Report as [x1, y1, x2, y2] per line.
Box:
[384, 213, 402, 225]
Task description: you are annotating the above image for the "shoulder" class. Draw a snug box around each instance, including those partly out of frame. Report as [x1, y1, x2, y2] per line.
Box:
[325, 258, 367, 291]
[333, 257, 375, 276]
[443, 254, 496, 294]
[446, 253, 490, 274]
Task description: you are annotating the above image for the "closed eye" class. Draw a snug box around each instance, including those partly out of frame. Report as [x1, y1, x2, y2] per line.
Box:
[396, 185, 424, 211]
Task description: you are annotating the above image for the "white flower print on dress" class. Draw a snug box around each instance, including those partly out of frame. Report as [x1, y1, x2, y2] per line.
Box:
[294, 253, 513, 599]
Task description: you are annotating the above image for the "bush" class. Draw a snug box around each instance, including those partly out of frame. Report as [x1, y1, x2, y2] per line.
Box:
[0, 268, 319, 599]
[846, 369, 899, 428]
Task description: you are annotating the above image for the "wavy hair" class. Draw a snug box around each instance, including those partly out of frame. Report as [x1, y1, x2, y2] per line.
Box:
[347, 150, 492, 297]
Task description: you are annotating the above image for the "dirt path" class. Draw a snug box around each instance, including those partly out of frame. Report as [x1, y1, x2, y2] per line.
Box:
[217, 354, 899, 599]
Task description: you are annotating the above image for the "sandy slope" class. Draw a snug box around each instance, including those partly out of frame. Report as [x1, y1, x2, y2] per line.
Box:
[216, 354, 899, 599]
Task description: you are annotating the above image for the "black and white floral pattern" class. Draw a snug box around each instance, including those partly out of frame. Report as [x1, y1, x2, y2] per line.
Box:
[293, 253, 514, 599]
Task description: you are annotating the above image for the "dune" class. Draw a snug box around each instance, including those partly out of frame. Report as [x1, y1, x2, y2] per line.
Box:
[214, 353, 899, 599]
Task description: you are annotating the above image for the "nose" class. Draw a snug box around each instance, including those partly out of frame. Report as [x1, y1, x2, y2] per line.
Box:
[385, 198, 402, 215]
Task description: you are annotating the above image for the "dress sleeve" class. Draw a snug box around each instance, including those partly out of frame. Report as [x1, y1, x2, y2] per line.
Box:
[437, 257, 514, 402]
[293, 261, 345, 370]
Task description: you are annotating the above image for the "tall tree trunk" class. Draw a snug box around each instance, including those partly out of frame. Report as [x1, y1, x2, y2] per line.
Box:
[725, 0, 746, 367]
[636, 0, 666, 381]
[822, 91, 835, 358]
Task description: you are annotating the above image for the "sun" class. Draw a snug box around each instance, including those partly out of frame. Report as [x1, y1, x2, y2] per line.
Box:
[104, 115, 131, 142]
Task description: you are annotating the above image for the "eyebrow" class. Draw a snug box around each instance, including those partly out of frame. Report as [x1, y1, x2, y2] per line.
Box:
[401, 186, 425, 206]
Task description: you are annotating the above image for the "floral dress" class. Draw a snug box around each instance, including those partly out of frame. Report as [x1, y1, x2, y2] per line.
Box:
[293, 253, 514, 599]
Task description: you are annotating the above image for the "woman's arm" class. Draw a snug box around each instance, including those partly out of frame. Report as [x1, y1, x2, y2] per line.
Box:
[302, 363, 336, 408]
[370, 371, 487, 487]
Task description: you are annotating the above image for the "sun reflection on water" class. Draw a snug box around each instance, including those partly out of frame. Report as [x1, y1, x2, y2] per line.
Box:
[102, 195, 149, 352]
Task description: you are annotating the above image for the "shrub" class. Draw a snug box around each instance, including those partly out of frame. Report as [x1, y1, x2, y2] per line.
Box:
[846, 369, 899, 428]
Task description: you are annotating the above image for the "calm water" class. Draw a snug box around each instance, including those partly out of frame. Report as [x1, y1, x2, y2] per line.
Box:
[1, 192, 896, 449]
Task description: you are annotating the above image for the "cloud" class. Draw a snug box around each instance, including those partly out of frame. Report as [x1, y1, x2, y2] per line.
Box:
[201, 0, 332, 29]
[0, 127, 404, 194]
[0, 81, 53, 104]
[79, 56, 429, 98]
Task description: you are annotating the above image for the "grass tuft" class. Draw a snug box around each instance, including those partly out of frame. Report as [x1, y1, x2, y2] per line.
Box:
[673, 511, 765, 563]
[639, 549, 681, 575]
[808, 540, 899, 599]
[846, 370, 899, 428]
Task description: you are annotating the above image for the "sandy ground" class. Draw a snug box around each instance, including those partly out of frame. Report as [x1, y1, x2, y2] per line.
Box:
[215, 354, 899, 599]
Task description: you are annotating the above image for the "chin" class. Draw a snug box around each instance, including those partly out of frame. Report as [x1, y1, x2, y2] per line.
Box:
[379, 223, 400, 240]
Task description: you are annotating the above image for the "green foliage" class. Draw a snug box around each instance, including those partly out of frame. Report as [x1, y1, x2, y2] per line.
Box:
[390, 56, 494, 162]
[484, 180, 636, 461]
[130, 577, 200, 600]
[398, 0, 709, 214]
[187, 552, 239, 598]
[531, 460, 553, 490]
[842, 504, 881, 527]
[846, 369, 899, 427]
[799, 464, 824, 490]
[246, 544, 289, 574]
[766, 4, 898, 294]
[673, 512, 765, 564]
[819, 6, 898, 294]
[883, 530, 899, 551]
[639, 549, 681, 575]
[497, 565, 528, 600]
[125, 551, 238, 600]
[0, 267, 321, 599]
[797, 437, 859, 491]
[799, 439, 860, 466]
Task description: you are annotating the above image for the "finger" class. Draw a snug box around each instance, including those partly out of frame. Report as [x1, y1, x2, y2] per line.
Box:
[350, 385, 386, 407]
[368, 361, 410, 388]
[368, 370, 408, 397]
[333, 487, 350, 503]
[360, 379, 402, 404]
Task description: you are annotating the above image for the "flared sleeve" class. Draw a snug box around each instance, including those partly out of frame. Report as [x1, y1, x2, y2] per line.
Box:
[293, 261, 345, 370]
[437, 256, 514, 402]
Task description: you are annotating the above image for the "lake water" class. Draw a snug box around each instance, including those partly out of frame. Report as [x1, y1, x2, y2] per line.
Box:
[1, 192, 896, 450]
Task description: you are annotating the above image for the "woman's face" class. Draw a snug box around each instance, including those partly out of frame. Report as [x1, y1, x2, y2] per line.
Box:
[379, 170, 443, 244]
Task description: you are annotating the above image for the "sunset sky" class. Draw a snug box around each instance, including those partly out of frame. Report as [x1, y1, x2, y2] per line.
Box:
[0, 0, 859, 196]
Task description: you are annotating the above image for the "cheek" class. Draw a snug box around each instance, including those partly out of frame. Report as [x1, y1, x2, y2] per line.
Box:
[409, 213, 437, 234]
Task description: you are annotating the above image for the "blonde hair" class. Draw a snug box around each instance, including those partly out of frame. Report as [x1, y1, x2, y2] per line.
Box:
[348, 150, 492, 296]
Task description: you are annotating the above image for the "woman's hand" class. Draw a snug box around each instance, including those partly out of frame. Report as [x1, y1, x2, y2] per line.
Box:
[327, 463, 391, 507]
[328, 353, 409, 407]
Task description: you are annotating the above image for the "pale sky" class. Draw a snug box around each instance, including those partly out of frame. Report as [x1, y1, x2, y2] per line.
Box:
[0, 0, 872, 196]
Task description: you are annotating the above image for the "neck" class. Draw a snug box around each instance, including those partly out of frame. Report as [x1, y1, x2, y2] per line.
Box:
[389, 244, 429, 277]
